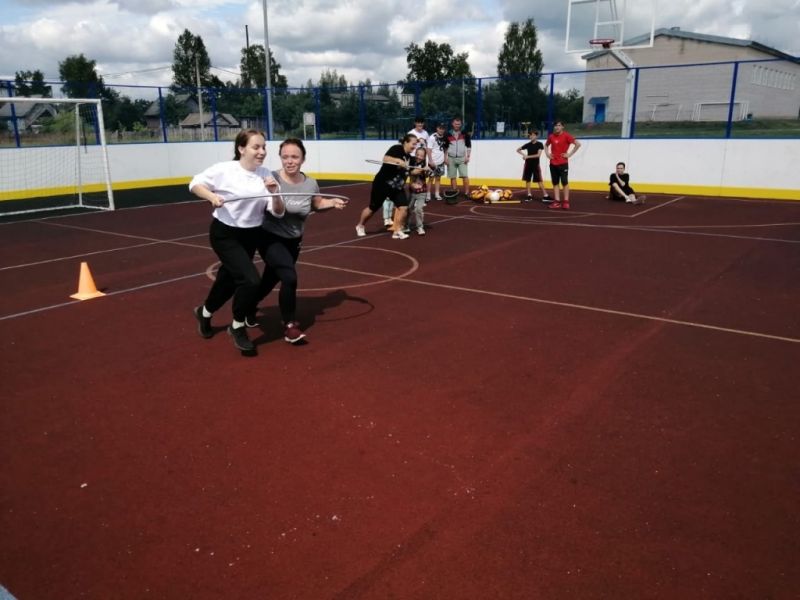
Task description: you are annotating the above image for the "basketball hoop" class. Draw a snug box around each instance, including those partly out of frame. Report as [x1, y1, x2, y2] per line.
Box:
[589, 38, 616, 49]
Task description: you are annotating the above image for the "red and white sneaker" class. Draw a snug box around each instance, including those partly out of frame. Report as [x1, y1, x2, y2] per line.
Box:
[548, 201, 562, 209]
[284, 321, 306, 344]
[561, 202, 570, 210]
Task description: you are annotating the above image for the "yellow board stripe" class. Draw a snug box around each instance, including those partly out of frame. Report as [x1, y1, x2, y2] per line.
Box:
[2, 175, 798, 202]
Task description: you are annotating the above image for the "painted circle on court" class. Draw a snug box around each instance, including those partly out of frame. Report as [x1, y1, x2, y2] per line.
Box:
[204, 244, 419, 292]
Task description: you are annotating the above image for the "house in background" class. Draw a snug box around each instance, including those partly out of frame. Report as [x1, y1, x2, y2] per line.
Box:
[180, 111, 240, 133]
[143, 93, 199, 130]
[581, 27, 800, 123]
[0, 100, 58, 133]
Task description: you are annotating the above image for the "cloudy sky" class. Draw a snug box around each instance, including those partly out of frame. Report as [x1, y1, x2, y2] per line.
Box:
[0, 0, 798, 93]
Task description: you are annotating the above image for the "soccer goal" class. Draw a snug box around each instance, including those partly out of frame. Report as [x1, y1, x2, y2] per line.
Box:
[0, 97, 114, 216]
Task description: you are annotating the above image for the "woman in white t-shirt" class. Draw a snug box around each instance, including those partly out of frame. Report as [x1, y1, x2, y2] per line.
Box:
[189, 129, 284, 355]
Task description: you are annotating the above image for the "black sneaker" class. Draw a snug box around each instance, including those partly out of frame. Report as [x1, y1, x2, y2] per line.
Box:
[524, 195, 533, 203]
[542, 195, 553, 203]
[245, 313, 259, 328]
[194, 306, 213, 339]
[227, 325, 255, 353]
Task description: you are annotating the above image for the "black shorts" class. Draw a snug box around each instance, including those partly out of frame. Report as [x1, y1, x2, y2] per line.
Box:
[522, 162, 543, 182]
[549, 164, 569, 186]
[610, 184, 634, 199]
[369, 180, 408, 212]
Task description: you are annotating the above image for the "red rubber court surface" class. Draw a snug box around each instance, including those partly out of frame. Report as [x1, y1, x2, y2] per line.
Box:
[1, 187, 799, 599]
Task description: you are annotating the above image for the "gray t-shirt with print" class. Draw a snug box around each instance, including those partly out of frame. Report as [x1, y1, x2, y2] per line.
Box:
[262, 171, 320, 239]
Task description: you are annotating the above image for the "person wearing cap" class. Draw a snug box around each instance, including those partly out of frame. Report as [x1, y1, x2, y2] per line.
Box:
[427, 122, 449, 201]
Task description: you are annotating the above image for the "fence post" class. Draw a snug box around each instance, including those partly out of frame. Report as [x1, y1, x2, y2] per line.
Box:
[157, 87, 168, 143]
[546, 73, 556, 134]
[6, 81, 21, 148]
[629, 67, 641, 139]
[725, 62, 740, 139]
[476, 78, 483, 139]
[359, 84, 366, 140]
[210, 89, 219, 141]
[314, 88, 322, 139]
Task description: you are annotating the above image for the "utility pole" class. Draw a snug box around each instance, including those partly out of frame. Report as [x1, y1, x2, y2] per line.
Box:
[195, 53, 205, 141]
[262, 0, 274, 139]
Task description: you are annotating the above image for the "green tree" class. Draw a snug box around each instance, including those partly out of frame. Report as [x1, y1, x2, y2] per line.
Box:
[496, 19, 546, 134]
[58, 54, 108, 98]
[497, 19, 544, 78]
[405, 41, 473, 82]
[14, 70, 52, 97]
[240, 44, 287, 90]
[172, 29, 214, 89]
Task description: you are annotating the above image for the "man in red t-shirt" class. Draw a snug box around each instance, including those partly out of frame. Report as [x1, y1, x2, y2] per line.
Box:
[544, 120, 581, 209]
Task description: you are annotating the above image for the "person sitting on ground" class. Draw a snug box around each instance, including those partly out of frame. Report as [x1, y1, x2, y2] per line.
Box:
[609, 161, 645, 205]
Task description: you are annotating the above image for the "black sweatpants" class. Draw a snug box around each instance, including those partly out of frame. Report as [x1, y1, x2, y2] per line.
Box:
[257, 231, 302, 323]
[204, 218, 262, 321]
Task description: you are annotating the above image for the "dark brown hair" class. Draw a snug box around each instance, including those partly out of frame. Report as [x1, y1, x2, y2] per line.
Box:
[279, 137, 307, 159]
[233, 129, 266, 160]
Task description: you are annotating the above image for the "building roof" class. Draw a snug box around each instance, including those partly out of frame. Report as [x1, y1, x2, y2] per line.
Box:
[180, 112, 239, 127]
[582, 27, 800, 63]
[0, 101, 56, 118]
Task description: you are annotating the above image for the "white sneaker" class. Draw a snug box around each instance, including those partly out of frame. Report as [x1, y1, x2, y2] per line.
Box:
[391, 231, 409, 240]
[383, 218, 393, 227]
[416, 227, 426, 236]
[355, 224, 366, 237]
[435, 195, 442, 201]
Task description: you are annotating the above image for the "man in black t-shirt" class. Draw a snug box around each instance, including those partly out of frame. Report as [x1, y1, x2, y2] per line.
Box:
[609, 161, 645, 205]
[516, 130, 551, 203]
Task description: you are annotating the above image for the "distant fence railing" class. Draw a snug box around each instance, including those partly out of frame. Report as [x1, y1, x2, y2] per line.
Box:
[1, 57, 798, 148]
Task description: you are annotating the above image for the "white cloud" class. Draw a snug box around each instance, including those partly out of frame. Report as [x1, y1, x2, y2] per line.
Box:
[0, 0, 797, 95]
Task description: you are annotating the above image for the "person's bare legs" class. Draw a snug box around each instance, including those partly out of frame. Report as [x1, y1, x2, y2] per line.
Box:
[358, 206, 374, 227]
[392, 206, 408, 231]
[463, 176, 470, 196]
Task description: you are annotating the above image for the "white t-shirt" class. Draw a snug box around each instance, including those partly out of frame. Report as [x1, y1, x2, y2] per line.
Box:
[427, 132, 447, 165]
[189, 160, 283, 228]
[408, 127, 429, 149]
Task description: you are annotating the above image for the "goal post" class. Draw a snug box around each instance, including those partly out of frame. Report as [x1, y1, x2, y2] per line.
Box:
[0, 97, 115, 216]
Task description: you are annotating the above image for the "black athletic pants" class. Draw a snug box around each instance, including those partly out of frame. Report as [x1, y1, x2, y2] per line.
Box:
[204, 218, 262, 321]
[257, 231, 302, 323]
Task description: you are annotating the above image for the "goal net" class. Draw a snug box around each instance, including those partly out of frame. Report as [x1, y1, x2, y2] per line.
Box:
[0, 97, 114, 216]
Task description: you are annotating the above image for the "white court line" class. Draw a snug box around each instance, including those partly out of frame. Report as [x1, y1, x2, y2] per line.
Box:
[630, 196, 684, 217]
[2, 237, 798, 345]
[448, 213, 800, 244]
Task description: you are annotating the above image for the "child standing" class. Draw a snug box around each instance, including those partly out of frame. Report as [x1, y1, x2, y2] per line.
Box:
[407, 147, 428, 235]
[516, 130, 551, 203]
[609, 162, 645, 205]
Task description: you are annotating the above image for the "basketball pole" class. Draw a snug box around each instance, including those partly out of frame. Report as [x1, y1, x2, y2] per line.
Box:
[262, 0, 274, 140]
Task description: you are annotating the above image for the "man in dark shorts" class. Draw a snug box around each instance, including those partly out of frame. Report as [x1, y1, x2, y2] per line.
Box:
[544, 120, 581, 210]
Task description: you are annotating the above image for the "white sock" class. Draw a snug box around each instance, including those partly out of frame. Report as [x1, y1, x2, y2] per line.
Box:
[231, 319, 245, 329]
[202, 306, 212, 318]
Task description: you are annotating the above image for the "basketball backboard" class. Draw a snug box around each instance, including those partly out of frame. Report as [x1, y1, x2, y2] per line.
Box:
[565, 0, 656, 54]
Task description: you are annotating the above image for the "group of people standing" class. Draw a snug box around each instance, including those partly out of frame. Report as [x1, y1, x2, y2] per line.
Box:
[193, 122, 645, 355]
[355, 116, 475, 239]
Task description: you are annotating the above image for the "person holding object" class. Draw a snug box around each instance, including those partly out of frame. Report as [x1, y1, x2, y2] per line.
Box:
[355, 134, 417, 240]
[609, 162, 646, 205]
[252, 138, 348, 345]
[190, 129, 284, 355]
[544, 120, 581, 210]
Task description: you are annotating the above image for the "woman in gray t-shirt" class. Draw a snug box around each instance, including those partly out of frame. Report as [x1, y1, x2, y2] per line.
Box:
[254, 138, 348, 344]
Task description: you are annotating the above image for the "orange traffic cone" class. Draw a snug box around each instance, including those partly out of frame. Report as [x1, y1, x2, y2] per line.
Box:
[70, 262, 106, 300]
